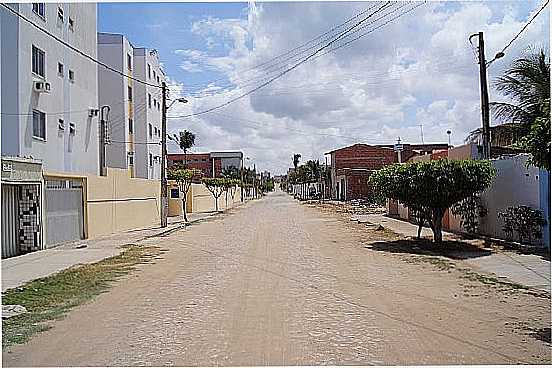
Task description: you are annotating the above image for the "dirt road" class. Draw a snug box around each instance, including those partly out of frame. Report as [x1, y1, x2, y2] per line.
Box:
[4, 191, 550, 366]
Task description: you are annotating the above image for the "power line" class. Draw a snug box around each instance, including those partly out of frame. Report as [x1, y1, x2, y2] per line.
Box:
[183, 2, 393, 93]
[490, 0, 550, 65]
[0, 3, 162, 89]
[182, 3, 388, 91]
[170, 2, 396, 119]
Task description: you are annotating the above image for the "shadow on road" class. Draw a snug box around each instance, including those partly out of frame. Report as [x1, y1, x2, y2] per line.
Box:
[368, 238, 492, 260]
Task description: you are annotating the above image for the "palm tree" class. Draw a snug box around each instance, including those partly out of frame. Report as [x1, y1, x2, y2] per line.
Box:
[175, 130, 195, 168]
[490, 48, 550, 129]
[293, 154, 301, 171]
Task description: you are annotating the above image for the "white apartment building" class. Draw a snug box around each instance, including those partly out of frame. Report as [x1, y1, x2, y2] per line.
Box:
[1, 3, 99, 175]
[1, 3, 98, 253]
[133, 48, 164, 180]
[97, 33, 165, 180]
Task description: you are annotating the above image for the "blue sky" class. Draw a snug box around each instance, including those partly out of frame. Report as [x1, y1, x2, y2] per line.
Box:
[98, 1, 549, 174]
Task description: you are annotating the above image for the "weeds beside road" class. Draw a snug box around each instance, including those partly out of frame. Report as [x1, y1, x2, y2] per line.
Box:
[2, 244, 163, 349]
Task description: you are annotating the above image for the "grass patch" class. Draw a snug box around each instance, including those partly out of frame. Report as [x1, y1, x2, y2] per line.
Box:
[2, 244, 162, 349]
[403, 255, 456, 271]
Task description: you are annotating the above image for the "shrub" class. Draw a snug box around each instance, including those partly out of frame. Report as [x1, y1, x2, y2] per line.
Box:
[451, 194, 488, 234]
[498, 205, 547, 245]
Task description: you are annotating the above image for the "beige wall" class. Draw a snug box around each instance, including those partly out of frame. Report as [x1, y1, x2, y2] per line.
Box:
[86, 168, 160, 238]
[168, 182, 243, 216]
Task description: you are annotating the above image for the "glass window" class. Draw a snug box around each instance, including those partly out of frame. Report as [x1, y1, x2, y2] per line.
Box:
[57, 7, 64, 22]
[68, 18, 74, 31]
[128, 119, 133, 134]
[148, 93, 151, 108]
[127, 54, 132, 70]
[68, 70, 74, 81]
[148, 123, 152, 138]
[32, 3, 45, 18]
[128, 86, 132, 101]
[149, 153, 153, 166]
[147, 64, 151, 79]
[58, 62, 64, 76]
[32, 45, 45, 77]
[33, 110, 46, 139]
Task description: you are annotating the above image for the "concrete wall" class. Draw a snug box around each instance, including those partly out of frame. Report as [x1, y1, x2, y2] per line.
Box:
[168, 182, 243, 216]
[85, 168, 160, 238]
[479, 155, 545, 245]
[2, 3, 99, 175]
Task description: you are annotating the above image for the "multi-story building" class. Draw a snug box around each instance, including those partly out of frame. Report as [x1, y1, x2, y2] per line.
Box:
[1, 3, 98, 254]
[97, 33, 165, 179]
[133, 47, 164, 179]
[1, 3, 99, 174]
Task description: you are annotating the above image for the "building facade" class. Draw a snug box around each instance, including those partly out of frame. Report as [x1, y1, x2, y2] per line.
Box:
[326, 143, 450, 201]
[1, 3, 99, 175]
[133, 48, 164, 179]
[167, 151, 243, 178]
[97, 33, 165, 179]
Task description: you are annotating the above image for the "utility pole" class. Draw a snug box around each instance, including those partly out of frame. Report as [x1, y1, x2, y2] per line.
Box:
[99, 106, 110, 176]
[418, 124, 424, 144]
[240, 155, 244, 202]
[472, 31, 491, 159]
[160, 82, 168, 228]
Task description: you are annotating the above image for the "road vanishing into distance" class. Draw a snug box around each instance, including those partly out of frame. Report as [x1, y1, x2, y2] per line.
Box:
[4, 191, 551, 366]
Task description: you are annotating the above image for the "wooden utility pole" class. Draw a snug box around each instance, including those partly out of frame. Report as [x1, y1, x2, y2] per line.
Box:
[475, 32, 491, 159]
[160, 82, 168, 227]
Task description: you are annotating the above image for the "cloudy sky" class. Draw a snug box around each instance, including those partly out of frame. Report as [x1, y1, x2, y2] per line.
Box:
[98, 1, 550, 174]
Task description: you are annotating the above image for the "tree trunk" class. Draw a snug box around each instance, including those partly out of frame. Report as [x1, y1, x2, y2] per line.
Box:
[182, 198, 188, 222]
[215, 196, 219, 212]
[184, 149, 187, 169]
[431, 209, 444, 243]
[225, 191, 228, 209]
[417, 217, 423, 239]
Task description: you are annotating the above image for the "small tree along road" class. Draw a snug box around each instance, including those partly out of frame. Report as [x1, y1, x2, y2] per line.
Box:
[369, 159, 496, 242]
[167, 168, 202, 222]
[203, 178, 226, 212]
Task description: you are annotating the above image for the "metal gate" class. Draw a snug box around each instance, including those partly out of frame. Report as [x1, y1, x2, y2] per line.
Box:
[2, 185, 20, 258]
[44, 178, 84, 246]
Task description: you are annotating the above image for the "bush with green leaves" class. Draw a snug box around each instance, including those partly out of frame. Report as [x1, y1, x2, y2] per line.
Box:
[369, 159, 496, 242]
[498, 205, 547, 245]
[167, 168, 202, 222]
[451, 194, 488, 234]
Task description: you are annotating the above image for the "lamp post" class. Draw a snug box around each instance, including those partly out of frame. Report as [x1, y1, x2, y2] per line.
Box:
[447, 130, 452, 147]
[160, 85, 188, 228]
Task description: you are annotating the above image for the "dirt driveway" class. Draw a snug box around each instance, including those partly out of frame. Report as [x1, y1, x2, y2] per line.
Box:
[3, 191, 550, 366]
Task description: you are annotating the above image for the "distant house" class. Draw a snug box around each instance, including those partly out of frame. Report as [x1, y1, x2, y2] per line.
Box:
[167, 151, 243, 178]
[325, 143, 449, 201]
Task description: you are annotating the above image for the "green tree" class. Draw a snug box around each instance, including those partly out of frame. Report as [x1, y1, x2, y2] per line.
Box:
[516, 99, 550, 170]
[491, 48, 550, 127]
[223, 178, 240, 209]
[202, 177, 226, 212]
[369, 159, 496, 242]
[172, 130, 196, 168]
[167, 168, 202, 222]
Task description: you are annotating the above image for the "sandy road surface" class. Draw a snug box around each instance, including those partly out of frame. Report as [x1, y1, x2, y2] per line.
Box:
[4, 191, 550, 366]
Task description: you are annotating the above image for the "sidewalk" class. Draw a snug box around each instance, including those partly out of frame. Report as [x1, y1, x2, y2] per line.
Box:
[365, 214, 551, 291]
[1, 211, 217, 292]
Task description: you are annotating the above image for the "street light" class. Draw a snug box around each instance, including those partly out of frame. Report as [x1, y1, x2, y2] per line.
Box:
[161, 94, 188, 228]
[447, 130, 452, 147]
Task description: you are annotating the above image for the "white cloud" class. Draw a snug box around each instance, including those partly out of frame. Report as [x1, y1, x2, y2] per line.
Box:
[168, 1, 549, 174]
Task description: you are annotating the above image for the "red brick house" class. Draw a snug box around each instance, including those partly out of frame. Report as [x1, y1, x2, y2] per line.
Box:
[325, 143, 450, 201]
[326, 144, 396, 201]
[167, 151, 243, 178]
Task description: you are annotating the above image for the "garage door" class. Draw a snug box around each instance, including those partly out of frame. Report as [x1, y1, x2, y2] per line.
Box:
[44, 178, 84, 246]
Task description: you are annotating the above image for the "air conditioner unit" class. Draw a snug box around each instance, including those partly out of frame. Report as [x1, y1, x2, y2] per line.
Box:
[34, 81, 51, 93]
[88, 108, 99, 117]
